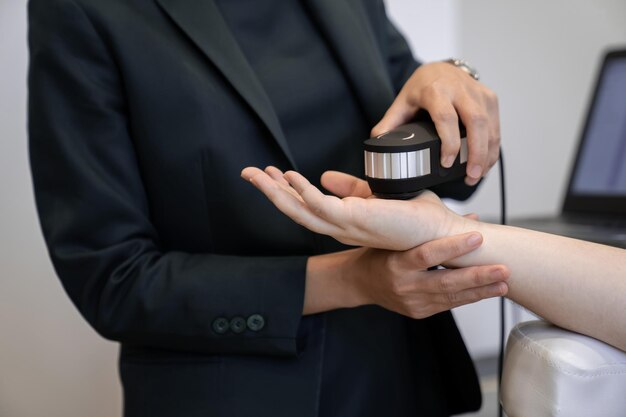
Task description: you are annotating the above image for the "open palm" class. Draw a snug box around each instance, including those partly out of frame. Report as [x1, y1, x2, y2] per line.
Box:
[241, 166, 455, 251]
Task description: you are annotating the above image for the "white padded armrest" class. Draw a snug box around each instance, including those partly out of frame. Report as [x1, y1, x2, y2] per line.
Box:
[501, 320, 626, 417]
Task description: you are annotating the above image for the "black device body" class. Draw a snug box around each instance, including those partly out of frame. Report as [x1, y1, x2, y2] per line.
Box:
[364, 114, 467, 199]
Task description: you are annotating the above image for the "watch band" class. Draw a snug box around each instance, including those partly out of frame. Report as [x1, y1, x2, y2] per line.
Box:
[445, 58, 480, 81]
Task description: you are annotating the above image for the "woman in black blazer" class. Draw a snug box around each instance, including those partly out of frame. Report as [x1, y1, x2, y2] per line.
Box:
[28, 0, 502, 415]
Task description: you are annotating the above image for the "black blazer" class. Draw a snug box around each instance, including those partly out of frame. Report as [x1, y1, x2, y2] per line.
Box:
[28, 0, 481, 416]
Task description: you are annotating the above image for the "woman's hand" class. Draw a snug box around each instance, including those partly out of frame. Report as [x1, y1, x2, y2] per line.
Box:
[342, 240, 509, 319]
[372, 62, 500, 186]
[241, 166, 467, 251]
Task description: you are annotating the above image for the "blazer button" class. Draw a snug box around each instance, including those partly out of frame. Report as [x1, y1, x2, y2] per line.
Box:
[247, 314, 265, 331]
[212, 317, 230, 335]
[230, 317, 247, 334]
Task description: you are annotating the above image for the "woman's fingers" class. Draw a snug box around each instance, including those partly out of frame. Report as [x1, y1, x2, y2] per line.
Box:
[445, 281, 508, 308]
[264, 166, 290, 186]
[426, 265, 509, 297]
[370, 91, 416, 138]
[400, 265, 508, 319]
[398, 232, 509, 312]
[427, 99, 462, 168]
[241, 167, 341, 236]
[283, 171, 348, 224]
[401, 232, 484, 269]
[455, 97, 489, 185]
[264, 166, 302, 200]
[241, 166, 265, 181]
[485, 90, 501, 172]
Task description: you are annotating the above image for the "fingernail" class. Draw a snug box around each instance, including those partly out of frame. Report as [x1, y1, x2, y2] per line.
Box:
[469, 164, 482, 179]
[493, 282, 508, 296]
[466, 233, 482, 247]
[465, 177, 479, 186]
[441, 155, 455, 168]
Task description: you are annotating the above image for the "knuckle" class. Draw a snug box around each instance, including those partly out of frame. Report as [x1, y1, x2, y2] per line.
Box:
[467, 110, 488, 126]
[408, 310, 421, 320]
[313, 196, 335, 219]
[490, 132, 501, 147]
[415, 246, 435, 267]
[409, 304, 430, 319]
[465, 290, 481, 303]
[433, 109, 457, 125]
[311, 203, 324, 217]
[488, 148, 501, 168]
[441, 139, 461, 154]
[472, 268, 485, 287]
[449, 239, 465, 257]
[431, 78, 447, 90]
[485, 89, 499, 105]
[421, 83, 443, 102]
[385, 252, 400, 271]
[439, 275, 454, 293]
[404, 92, 420, 109]
[446, 291, 459, 304]
[389, 280, 404, 296]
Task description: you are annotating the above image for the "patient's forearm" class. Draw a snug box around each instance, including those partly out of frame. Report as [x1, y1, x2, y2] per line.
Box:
[453, 221, 626, 351]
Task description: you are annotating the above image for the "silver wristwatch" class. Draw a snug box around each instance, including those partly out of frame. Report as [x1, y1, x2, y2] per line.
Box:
[445, 58, 480, 81]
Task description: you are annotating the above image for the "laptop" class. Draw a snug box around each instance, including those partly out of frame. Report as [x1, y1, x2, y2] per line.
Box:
[511, 49, 626, 248]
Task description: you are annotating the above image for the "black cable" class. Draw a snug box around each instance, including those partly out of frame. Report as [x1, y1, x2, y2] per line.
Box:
[497, 150, 507, 417]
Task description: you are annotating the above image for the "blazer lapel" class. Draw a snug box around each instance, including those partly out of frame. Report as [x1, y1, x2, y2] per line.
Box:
[155, 0, 298, 169]
[303, 0, 396, 126]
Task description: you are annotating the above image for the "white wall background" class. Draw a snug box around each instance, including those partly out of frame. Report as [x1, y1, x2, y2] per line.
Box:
[1, 0, 625, 416]
[0, 2, 122, 417]
[388, 0, 626, 359]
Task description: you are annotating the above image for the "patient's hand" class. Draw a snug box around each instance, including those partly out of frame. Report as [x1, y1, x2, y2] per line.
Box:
[241, 167, 462, 251]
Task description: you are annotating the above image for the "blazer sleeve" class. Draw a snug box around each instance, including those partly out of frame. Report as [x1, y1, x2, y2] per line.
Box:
[28, 0, 306, 357]
[381, 6, 421, 94]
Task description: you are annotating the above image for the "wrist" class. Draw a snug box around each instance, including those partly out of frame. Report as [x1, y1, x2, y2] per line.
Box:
[303, 249, 369, 315]
[448, 213, 477, 237]
[435, 204, 474, 241]
[340, 247, 374, 307]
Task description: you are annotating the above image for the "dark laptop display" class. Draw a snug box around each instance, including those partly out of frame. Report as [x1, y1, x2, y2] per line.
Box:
[512, 49, 626, 247]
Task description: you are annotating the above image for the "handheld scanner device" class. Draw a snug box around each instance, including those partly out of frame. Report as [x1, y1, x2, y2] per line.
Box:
[364, 113, 468, 199]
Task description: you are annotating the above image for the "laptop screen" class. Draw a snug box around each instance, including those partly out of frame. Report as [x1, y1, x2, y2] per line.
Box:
[564, 50, 626, 214]
[570, 58, 626, 195]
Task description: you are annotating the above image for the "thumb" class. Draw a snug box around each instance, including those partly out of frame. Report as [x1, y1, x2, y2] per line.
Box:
[370, 94, 417, 137]
[321, 171, 372, 198]
[463, 213, 480, 221]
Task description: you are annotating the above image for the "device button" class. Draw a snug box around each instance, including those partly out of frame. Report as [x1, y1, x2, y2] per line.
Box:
[376, 130, 415, 141]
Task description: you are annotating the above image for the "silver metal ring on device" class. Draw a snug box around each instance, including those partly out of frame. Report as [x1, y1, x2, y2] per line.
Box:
[364, 149, 431, 180]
